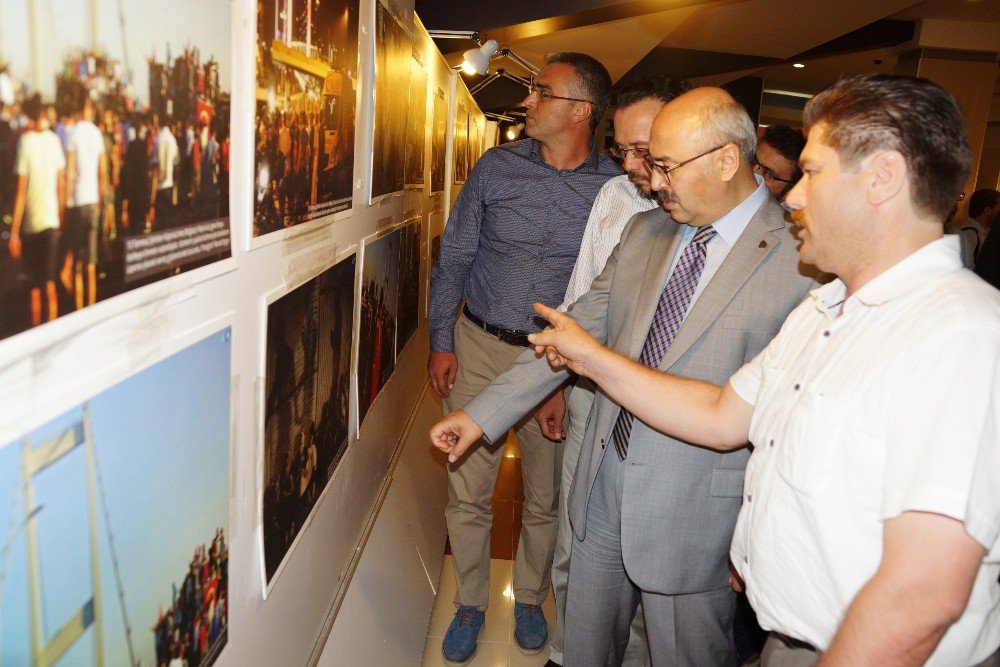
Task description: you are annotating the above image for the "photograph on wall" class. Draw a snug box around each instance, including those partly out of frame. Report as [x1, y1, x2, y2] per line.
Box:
[262, 253, 356, 585]
[470, 115, 482, 164]
[396, 220, 420, 356]
[370, 1, 411, 201]
[0, 328, 231, 666]
[453, 102, 469, 184]
[430, 87, 447, 194]
[253, 0, 360, 236]
[0, 1, 232, 343]
[358, 229, 400, 424]
[403, 53, 427, 187]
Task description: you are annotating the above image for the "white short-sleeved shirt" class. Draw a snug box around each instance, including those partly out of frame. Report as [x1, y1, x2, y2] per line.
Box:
[729, 235, 1000, 665]
[157, 127, 178, 190]
[15, 129, 66, 234]
[67, 119, 104, 206]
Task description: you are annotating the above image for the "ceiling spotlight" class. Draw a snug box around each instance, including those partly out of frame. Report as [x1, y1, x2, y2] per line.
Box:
[793, 63, 805, 68]
[462, 39, 499, 76]
[506, 123, 525, 140]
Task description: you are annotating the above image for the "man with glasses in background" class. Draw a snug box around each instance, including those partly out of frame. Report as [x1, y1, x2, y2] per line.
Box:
[431, 87, 816, 664]
[428, 52, 620, 663]
[753, 124, 806, 210]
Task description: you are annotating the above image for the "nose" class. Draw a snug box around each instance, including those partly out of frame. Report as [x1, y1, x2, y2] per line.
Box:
[524, 90, 537, 108]
[785, 176, 806, 210]
[650, 167, 667, 192]
[622, 152, 645, 175]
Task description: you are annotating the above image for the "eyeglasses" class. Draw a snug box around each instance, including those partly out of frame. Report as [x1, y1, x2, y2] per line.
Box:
[751, 158, 795, 184]
[641, 144, 726, 185]
[527, 81, 593, 105]
[609, 145, 649, 160]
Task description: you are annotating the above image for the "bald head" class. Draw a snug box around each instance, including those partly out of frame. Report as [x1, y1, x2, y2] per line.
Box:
[646, 87, 760, 227]
[652, 87, 757, 164]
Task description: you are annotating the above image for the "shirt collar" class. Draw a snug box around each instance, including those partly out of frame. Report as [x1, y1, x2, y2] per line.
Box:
[706, 174, 770, 248]
[810, 235, 963, 319]
[527, 137, 601, 171]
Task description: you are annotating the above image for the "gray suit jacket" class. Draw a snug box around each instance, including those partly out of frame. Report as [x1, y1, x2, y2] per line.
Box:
[464, 197, 816, 595]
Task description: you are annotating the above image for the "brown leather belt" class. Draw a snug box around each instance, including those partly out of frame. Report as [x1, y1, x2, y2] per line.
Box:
[463, 305, 532, 347]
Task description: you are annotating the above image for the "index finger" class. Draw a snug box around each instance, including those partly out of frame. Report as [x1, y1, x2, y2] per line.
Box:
[533, 302, 569, 327]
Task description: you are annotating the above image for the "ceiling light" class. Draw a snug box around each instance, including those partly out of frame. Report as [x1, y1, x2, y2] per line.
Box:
[793, 63, 805, 68]
[462, 39, 499, 76]
[506, 123, 525, 140]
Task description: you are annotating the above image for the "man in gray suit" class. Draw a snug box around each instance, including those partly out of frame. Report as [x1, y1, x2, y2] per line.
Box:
[430, 87, 816, 665]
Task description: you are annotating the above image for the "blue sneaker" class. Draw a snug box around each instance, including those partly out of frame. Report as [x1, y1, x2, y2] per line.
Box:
[514, 602, 548, 654]
[442, 605, 485, 663]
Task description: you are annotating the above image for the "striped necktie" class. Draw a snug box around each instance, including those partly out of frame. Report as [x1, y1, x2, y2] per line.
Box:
[611, 225, 718, 460]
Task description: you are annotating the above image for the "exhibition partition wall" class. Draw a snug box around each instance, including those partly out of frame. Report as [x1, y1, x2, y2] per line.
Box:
[0, 0, 487, 664]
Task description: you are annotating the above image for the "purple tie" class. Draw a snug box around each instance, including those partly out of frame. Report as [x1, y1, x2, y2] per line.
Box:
[611, 225, 717, 460]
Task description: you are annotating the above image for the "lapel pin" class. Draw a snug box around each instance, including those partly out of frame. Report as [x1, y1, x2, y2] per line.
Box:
[758, 240, 767, 248]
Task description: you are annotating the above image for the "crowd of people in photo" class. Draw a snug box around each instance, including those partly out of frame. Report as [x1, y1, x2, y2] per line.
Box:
[358, 277, 397, 416]
[153, 528, 228, 667]
[0, 49, 229, 336]
[263, 272, 354, 581]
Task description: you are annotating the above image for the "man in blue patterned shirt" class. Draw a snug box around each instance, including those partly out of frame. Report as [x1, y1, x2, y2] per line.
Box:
[428, 52, 621, 663]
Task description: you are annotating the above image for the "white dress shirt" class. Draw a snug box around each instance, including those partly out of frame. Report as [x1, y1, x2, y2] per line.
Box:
[729, 235, 1000, 665]
[560, 174, 658, 307]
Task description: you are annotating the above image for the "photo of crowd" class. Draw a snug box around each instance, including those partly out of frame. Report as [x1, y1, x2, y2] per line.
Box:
[396, 220, 420, 357]
[370, 1, 411, 201]
[358, 229, 400, 424]
[404, 55, 427, 187]
[254, 0, 360, 236]
[0, 328, 231, 666]
[0, 1, 232, 342]
[430, 87, 447, 193]
[153, 529, 229, 667]
[263, 255, 356, 584]
[453, 102, 469, 184]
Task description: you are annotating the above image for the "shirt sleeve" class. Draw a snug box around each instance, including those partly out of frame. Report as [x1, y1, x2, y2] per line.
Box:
[428, 155, 486, 352]
[729, 346, 767, 407]
[881, 324, 1000, 552]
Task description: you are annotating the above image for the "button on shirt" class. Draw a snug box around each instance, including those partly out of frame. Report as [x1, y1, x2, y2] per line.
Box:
[429, 138, 622, 352]
[729, 236, 1000, 665]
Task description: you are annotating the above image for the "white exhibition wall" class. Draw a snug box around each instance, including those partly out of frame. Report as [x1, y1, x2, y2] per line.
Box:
[0, 0, 494, 663]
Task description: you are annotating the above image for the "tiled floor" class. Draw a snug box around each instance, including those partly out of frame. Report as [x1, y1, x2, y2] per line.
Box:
[424, 434, 554, 666]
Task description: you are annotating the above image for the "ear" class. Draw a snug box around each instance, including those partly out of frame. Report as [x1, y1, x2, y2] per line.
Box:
[573, 102, 593, 127]
[865, 149, 906, 207]
[716, 143, 741, 182]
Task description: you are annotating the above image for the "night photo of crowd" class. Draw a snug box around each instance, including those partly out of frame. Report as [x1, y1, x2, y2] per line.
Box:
[263, 255, 355, 583]
[358, 229, 400, 424]
[0, 1, 232, 342]
[153, 529, 229, 667]
[254, 0, 359, 236]
[396, 221, 420, 356]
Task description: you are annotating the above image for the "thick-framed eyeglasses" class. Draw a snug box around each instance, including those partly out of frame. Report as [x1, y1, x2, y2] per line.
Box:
[527, 81, 593, 105]
[609, 145, 649, 160]
[641, 144, 726, 185]
[752, 158, 795, 184]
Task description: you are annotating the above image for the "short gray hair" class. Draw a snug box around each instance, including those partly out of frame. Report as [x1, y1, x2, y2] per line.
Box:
[695, 98, 757, 164]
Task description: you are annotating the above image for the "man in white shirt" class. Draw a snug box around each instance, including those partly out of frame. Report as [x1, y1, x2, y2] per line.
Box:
[10, 94, 66, 327]
[153, 115, 179, 229]
[537, 75, 689, 666]
[496, 74, 1000, 666]
[65, 98, 107, 309]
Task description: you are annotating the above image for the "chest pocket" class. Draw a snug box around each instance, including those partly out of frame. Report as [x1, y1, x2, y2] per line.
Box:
[773, 388, 843, 496]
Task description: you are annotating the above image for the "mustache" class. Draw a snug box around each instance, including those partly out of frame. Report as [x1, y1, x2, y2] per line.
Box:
[789, 210, 807, 226]
[656, 190, 676, 205]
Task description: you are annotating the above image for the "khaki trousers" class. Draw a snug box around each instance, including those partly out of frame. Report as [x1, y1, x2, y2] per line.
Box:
[444, 314, 563, 608]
